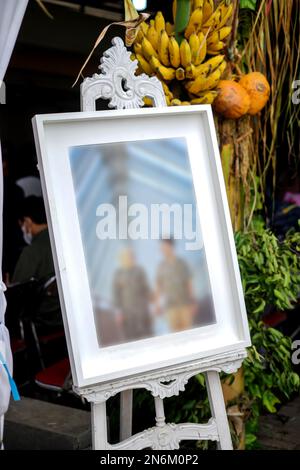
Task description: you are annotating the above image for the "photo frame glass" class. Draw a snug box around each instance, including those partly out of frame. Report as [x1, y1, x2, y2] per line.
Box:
[69, 137, 216, 347]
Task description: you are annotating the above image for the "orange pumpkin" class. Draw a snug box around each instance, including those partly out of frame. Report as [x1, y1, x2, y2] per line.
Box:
[213, 80, 251, 119]
[239, 72, 270, 115]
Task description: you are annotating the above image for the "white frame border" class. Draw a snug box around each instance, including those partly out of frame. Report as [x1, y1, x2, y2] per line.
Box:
[33, 105, 251, 389]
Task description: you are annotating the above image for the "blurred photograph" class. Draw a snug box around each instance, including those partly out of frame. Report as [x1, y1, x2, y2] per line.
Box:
[69, 138, 216, 347]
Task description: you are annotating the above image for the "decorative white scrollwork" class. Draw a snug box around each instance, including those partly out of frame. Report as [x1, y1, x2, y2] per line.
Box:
[75, 349, 245, 449]
[81, 37, 166, 111]
[75, 348, 247, 403]
[105, 418, 218, 451]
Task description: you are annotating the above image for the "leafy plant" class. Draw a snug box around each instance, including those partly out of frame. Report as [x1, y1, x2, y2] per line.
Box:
[234, 222, 300, 447]
[243, 319, 300, 448]
[236, 221, 300, 318]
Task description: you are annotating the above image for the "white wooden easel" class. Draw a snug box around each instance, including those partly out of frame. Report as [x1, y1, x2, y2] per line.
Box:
[77, 37, 247, 450]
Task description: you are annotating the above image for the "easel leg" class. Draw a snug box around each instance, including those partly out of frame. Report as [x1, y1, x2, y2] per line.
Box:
[154, 396, 166, 427]
[120, 390, 133, 441]
[91, 401, 108, 450]
[205, 371, 233, 450]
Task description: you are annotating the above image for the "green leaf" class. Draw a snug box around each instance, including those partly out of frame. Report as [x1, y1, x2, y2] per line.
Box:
[262, 390, 281, 413]
[183, 400, 196, 410]
[195, 373, 205, 387]
[175, 0, 191, 43]
[274, 289, 287, 302]
[290, 373, 300, 388]
[245, 433, 257, 446]
[253, 300, 266, 314]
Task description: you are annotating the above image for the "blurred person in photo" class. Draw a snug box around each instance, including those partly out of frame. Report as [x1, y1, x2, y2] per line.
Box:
[156, 238, 195, 333]
[113, 247, 153, 342]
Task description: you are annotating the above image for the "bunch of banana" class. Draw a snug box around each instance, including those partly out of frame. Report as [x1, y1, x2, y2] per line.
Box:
[174, 0, 233, 51]
[185, 54, 227, 94]
[132, 1, 234, 106]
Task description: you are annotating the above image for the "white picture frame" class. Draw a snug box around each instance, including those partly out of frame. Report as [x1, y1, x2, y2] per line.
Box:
[32, 105, 251, 389]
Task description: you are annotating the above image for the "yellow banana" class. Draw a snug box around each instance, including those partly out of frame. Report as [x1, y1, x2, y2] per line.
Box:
[161, 81, 174, 100]
[180, 38, 192, 68]
[193, 55, 225, 77]
[171, 98, 192, 106]
[198, 67, 222, 93]
[218, 59, 227, 77]
[190, 91, 218, 104]
[147, 23, 159, 51]
[204, 1, 234, 33]
[166, 22, 175, 36]
[185, 64, 196, 79]
[150, 56, 176, 81]
[142, 37, 158, 61]
[171, 98, 182, 106]
[143, 97, 153, 107]
[184, 8, 203, 39]
[203, 54, 225, 69]
[140, 22, 149, 36]
[155, 11, 165, 35]
[193, 63, 212, 79]
[175, 67, 186, 80]
[202, 0, 214, 24]
[218, 25, 232, 40]
[207, 50, 225, 56]
[134, 43, 143, 55]
[136, 53, 154, 76]
[207, 26, 232, 45]
[135, 28, 145, 44]
[193, 0, 204, 10]
[191, 97, 205, 104]
[207, 41, 225, 55]
[168, 36, 181, 68]
[196, 32, 207, 65]
[189, 33, 200, 64]
[218, 3, 234, 29]
[202, 9, 222, 32]
[186, 67, 222, 94]
[158, 30, 170, 66]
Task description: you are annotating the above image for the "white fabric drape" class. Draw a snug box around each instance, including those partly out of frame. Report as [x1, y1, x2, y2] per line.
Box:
[0, 0, 28, 442]
[0, 0, 28, 82]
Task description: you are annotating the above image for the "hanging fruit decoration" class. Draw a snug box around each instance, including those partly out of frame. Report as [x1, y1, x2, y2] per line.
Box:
[213, 73, 270, 119]
[131, 1, 271, 116]
[238, 72, 271, 116]
[132, 0, 234, 106]
[213, 80, 251, 119]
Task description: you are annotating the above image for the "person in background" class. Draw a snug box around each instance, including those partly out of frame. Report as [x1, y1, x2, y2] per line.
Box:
[12, 196, 62, 331]
[156, 238, 195, 333]
[113, 247, 152, 342]
[15, 142, 42, 198]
